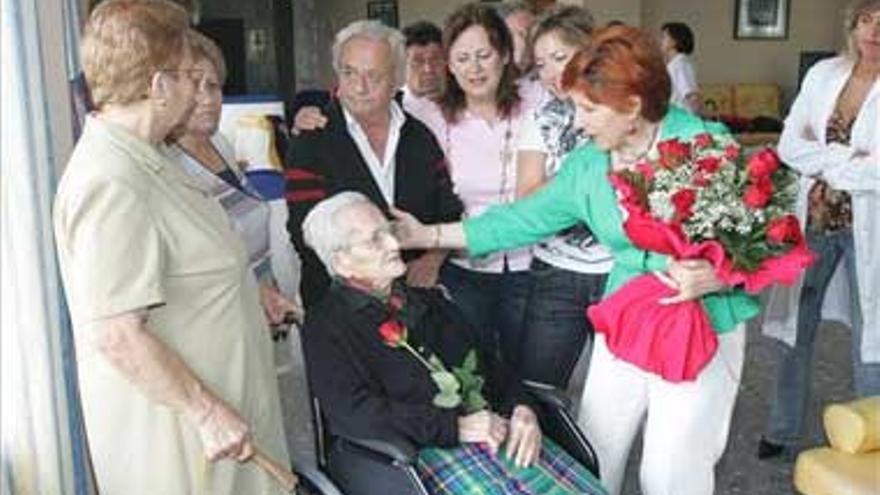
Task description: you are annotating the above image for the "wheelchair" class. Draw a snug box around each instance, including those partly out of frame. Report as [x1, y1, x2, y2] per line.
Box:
[308, 380, 600, 495]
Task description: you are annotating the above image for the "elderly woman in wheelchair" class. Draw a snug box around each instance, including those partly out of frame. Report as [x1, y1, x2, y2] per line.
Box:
[299, 192, 606, 495]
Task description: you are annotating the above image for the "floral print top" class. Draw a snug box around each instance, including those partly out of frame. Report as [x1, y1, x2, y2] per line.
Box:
[807, 110, 854, 232]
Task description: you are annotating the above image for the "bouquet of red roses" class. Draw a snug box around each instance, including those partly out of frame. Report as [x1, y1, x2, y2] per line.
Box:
[587, 133, 814, 382]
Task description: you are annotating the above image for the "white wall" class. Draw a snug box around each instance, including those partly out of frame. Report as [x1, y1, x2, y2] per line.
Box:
[641, 0, 849, 107]
[301, 0, 850, 104]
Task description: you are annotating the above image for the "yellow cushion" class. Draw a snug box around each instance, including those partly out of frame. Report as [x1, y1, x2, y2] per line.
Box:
[732, 83, 780, 120]
[825, 397, 880, 454]
[700, 84, 734, 117]
[794, 448, 880, 495]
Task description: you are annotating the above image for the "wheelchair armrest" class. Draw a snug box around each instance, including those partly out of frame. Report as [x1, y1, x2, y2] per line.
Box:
[336, 432, 418, 464]
[522, 380, 572, 410]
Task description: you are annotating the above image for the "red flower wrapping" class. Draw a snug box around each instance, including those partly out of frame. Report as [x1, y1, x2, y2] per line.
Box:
[588, 275, 718, 383]
[594, 171, 814, 381]
[379, 319, 407, 347]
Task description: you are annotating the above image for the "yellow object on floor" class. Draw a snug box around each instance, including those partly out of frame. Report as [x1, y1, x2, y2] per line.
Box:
[794, 396, 880, 495]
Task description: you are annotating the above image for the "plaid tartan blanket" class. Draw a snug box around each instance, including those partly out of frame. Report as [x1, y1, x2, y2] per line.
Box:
[416, 437, 607, 494]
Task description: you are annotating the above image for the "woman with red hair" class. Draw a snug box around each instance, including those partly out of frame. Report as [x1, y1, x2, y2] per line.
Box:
[392, 25, 761, 495]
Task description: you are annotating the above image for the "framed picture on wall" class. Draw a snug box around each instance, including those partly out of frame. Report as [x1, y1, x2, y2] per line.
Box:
[367, 0, 399, 28]
[734, 0, 790, 40]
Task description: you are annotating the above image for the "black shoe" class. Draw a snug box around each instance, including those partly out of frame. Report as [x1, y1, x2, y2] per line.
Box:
[757, 437, 788, 460]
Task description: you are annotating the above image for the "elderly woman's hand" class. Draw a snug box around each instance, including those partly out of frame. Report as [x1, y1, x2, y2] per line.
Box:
[656, 259, 725, 305]
[259, 284, 303, 326]
[505, 405, 542, 468]
[192, 396, 254, 462]
[458, 410, 509, 455]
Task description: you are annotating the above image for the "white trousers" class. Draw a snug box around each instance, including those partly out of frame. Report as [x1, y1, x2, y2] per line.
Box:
[577, 325, 745, 495]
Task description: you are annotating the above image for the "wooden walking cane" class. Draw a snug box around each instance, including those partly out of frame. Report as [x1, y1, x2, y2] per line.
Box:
[251, 446, 299, 493]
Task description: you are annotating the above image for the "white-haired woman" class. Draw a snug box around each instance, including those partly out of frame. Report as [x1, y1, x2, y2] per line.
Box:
[299, 191, 606, 495]
[759, 0, 880, 459]
[53, 1, 289, 493]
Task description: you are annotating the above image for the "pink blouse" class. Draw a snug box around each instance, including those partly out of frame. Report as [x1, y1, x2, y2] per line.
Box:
[404, 83, 546, 273]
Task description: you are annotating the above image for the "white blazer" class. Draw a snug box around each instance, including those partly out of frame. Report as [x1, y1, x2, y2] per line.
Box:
[762, 56, 880, 362]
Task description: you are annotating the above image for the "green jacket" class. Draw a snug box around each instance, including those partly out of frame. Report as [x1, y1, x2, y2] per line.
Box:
[464, 106, 760, 333]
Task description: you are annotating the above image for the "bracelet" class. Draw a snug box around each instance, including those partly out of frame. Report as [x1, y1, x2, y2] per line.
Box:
[432, 224, 442, 249]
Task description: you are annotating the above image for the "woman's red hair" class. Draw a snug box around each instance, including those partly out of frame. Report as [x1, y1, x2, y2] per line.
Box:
[561, 25, 670, 122]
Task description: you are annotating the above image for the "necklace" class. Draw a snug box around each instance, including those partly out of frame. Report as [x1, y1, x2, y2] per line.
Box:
[612, 124, 660, 171]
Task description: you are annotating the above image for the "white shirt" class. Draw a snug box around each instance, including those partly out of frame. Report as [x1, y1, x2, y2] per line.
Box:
[667, 53, 699, 113]
[517, 98, 614, 274]
[762, 56, 880, 362]
[342, 101, 406, 205]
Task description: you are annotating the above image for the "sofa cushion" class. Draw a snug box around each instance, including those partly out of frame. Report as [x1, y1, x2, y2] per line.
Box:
[701, 84, 734, 118]
[733, 83, 780, 121]
[824, 397, 880, 454]
[794, 448, 880, 495]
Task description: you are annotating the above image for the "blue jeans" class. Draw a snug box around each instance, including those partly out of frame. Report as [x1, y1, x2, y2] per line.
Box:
[766, 229, 880, 446]
[520, 259, 608, 388]
[439, 263, 532, 368]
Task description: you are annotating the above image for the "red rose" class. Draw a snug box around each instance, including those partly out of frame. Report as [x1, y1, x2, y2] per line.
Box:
[696, 156, 722, 174]
[636, 161, 655, 180]
[766, 214, 804, 245]
[747, 148, 780, 179]
[743, 176, 774, 209]
[657, 139, 692, 169]
[692, 172, 709, 187]
[671, 188, 697, 221]
[724, 144, 740, 160]
[693, 133, 713, 149]
[379, 319, 407, 347]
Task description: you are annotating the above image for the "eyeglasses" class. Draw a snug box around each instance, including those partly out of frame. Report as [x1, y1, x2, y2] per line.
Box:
[160, 68, 206, 85]
[341, 225, 396, 252]
[338, 66, 391, 88]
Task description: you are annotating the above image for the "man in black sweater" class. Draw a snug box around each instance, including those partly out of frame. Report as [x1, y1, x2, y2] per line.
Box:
[285, 20, 462, 309]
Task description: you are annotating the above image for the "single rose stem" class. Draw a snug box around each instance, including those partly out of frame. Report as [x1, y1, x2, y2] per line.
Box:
[401, 342, 439, 371]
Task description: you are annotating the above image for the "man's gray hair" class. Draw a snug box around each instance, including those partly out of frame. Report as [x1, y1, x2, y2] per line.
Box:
[331, 20, 407, 88]
[302, 191, 374, 276]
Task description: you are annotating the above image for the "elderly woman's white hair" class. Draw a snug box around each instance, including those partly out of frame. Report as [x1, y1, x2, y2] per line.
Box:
[302, 191, 375, 275]
[331, 19, 407, 88]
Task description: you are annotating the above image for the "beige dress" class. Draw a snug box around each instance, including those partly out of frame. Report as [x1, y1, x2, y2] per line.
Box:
[54, 116, 289, 495]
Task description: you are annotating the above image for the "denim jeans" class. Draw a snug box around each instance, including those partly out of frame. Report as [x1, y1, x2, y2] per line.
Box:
[439, 263, 532, 368]
[766, 229, 880, 446]
[519, 259, 608, 388]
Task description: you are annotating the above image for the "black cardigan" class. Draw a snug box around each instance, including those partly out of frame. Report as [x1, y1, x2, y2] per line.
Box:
[301, 282, 529, 449]
[284, 99, 464, 309]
